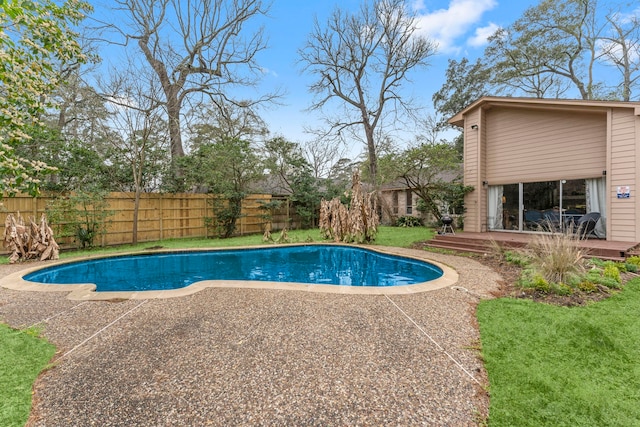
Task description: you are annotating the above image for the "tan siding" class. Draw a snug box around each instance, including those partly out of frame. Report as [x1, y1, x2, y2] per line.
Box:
[611, 146, 635, 156]
[463, 109, 481, 231]
[479, 114, 488, 230]
[485, 108, 606, 184]
[609, 109, 638, 241]
[610, 172, 637, 182]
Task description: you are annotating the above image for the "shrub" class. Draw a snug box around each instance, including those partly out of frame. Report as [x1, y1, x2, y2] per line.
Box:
[46, 189, 113, 248]
[532, 274, 551, 293]
[519, 269, 550, 293]
[626, 255, 640, 266]
[395, 216, 423, 227]
[577, 280, 598, 293]
[551, 282, 573, 296]
[588, 258, 607, 268]
[603, 263, 622, 283]
[505, 250, 529, 266]
[586, 270, 622, 289]
[564, 272, 582, 288]
[624, 262, 638, 273]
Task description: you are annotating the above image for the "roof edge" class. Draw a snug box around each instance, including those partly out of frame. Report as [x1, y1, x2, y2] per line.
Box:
[448, 96, 640, 127]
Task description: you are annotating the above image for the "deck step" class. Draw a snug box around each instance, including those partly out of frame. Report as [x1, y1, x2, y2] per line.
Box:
[426, 242, 487, 255]
[426, 234, 626, 262]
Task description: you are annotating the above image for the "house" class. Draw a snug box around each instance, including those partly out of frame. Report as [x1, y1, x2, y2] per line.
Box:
[379, 180, 420, 224]
[448, 96, 640, 242]
[379, 169, 464, 226]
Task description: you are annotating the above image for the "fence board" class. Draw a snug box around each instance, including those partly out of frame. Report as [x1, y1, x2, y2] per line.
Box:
[0, 192, 291, 249]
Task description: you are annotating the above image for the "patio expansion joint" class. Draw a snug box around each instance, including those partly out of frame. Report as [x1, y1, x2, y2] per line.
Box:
[384, 295, 482, 386]
[60, 300, 149, 359]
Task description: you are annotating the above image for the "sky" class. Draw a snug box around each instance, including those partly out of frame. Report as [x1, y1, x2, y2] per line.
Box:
[251, 0, 538, 148]
[91, 0, 540, 156]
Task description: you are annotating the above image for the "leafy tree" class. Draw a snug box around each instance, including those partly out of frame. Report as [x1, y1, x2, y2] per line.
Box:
[391, 143, 471, 220]
[299, 0, 436, 185]
[52, 65, 111, 147]
[325, 157, 358, 199]
[182, 137, 263, 238]
[263, 137, 323, 228]
[432, 58, 491, 127]
[16, 126, 111, 192]
[486, 0, 624, 100]
[0, 0, 91, 196]
[46, 188, 113, 248]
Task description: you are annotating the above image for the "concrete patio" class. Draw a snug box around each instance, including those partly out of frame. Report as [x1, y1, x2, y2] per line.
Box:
[0, 248, 502, 426]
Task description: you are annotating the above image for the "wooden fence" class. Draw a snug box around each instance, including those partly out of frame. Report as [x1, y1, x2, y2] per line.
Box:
[0, 192, 304, 248]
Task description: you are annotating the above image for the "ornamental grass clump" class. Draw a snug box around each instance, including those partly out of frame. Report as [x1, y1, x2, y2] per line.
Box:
[525, 228, 585, 285]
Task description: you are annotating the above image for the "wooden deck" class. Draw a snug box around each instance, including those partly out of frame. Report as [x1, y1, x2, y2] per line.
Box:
[427, 231, 639, 261]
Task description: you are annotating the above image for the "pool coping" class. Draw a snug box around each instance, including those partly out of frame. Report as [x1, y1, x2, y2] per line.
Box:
[0, 243, 459, 300]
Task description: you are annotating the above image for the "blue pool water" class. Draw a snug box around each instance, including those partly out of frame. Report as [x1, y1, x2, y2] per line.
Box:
[23, 245, 443, 292]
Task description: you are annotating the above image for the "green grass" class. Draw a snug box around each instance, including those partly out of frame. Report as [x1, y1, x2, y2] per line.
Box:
[372, 225, 434, 247]
[3, 225, 432, 263]
[478, 278, 640, 426]
[0, 325, 56, 427]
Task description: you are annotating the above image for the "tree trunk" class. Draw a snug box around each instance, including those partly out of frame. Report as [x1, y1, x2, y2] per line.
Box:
[364, 122, 377, 185]
[166, 94, 185, 160]
[132, 189, 140, 245]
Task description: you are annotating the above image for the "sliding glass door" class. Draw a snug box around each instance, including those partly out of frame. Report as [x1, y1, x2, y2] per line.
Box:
[487, 179, 599, 234]
[523, 181, 560, 231]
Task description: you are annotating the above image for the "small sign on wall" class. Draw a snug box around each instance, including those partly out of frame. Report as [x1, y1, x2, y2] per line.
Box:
[617, 186, 631, 199]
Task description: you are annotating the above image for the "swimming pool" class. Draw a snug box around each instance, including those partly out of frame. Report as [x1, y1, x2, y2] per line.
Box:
[23, 245, 444, 292]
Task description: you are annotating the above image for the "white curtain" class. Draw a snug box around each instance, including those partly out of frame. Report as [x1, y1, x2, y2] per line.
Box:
[586, 177, 606, 238]
[487, 185, 504, 230]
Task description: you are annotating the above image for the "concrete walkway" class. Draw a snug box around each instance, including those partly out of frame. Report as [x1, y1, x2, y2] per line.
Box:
[0, 249, 502, 426]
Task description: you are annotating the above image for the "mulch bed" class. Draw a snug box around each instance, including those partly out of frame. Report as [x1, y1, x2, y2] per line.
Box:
[413, 242, 629, 307]
[470, 253, 617, 307]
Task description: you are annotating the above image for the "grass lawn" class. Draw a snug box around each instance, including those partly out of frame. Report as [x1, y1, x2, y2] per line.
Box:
[478, 278, 640, 426]
[0, 325, 56, 427]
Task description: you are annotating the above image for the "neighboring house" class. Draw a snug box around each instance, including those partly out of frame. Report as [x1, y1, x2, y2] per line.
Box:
[449, 96, 640, 242]
[379, 180, 420, 224]
[379, 169, 463, 225]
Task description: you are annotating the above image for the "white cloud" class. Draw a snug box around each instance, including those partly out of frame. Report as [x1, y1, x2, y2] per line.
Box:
[411, 0, 426, 12]
[612, 7, 640, 25]
[414, 0, 497, 53]
[467, 22, 500, 47]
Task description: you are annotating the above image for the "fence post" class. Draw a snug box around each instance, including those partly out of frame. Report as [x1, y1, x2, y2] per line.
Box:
[159, 193, 163, 241]
[202, 194, 206, 237]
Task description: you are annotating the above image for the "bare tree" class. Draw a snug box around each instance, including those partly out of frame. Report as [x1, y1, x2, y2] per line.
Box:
[484, 0, 640, 101]
[99, 64, 169, 244]
[600, 10, 640, 101]
[299, 0, 436, 185]
[187, 101, 268, 150]
[110, 0, 271, 173]
[300, 137, 348, 179]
